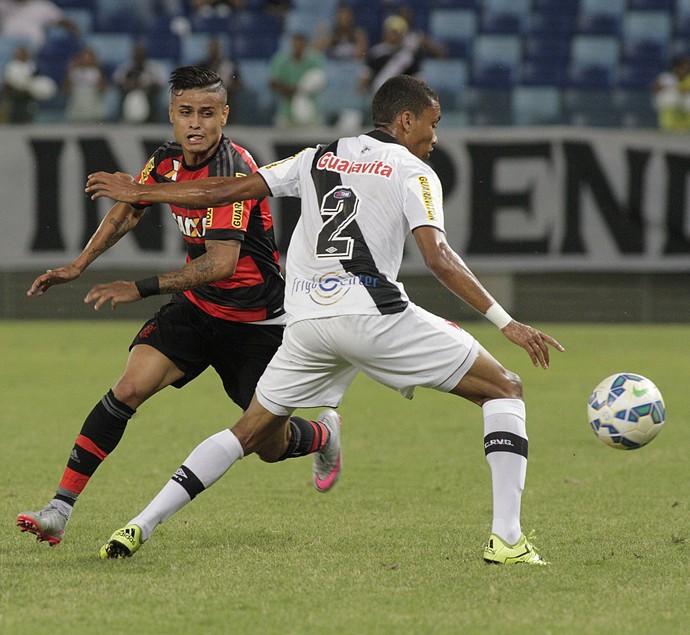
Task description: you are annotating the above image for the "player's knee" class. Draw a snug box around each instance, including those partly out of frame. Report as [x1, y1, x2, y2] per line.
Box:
[497, 368, 523, 400]
[112, 381, 147, 409]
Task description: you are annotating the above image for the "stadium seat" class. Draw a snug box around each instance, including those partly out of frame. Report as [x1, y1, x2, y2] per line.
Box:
[428, 8, 477, 51]
[568, 35, 620, 88]
[231, 11, 282, 58]
[421, 58, 468, 110]
[83, 33, 134, 68]
[521, 59, 567, 87]
[94, 0, 146, 33]
[563, 88, 620, 127]
[512, 85, 562, 125]
[480, 0, 530, 34]
[471, 34, 522, 86]
[627, 0, 674, 9]
[466, 86, 512, 126]
[613, 88, 658, 128]
[320, 59, 366, 126]
[231, 58, 275, 126]
[528, 11, 577, 37]
[577, 0, 625, 36]
[621, 11, 672, 60]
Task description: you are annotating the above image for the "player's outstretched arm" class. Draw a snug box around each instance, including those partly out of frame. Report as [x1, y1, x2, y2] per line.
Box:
[413, 226, 564, 368]
[84, 239, 240, 311]
[27, 202, 145, 297]
[86, 171, 271, 208]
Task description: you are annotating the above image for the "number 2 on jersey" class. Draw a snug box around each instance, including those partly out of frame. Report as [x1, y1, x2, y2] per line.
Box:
[315, 186, 359, 260]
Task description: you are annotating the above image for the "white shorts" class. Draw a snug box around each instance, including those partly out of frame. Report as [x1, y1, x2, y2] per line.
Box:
[255, 303, 479, 416]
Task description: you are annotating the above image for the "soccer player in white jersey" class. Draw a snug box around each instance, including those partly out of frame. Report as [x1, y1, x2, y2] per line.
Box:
[87, 75, 564, 564]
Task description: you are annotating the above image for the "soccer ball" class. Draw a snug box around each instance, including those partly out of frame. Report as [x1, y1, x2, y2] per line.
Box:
[587, 373, 666, 450]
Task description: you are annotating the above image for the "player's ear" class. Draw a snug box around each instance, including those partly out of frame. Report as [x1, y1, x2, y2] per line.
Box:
[168, 103, 174, 124]
[221, 104, 229, 126]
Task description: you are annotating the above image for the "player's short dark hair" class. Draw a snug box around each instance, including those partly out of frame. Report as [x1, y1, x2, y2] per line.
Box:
[371, 75, 439, 127]
[169, 66, 227, 102]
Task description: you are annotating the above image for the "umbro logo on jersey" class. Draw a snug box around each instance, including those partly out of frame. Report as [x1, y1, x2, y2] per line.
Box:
[164, 159, 181, 181]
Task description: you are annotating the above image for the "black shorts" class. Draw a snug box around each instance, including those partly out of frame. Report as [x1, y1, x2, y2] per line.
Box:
[130, 295, 284, 410]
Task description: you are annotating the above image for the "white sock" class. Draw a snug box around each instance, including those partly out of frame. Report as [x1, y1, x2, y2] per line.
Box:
[129, 429, 244, 541]
[483, 398, 528, 546]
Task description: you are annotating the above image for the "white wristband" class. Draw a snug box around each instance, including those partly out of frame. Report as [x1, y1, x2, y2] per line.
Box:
[485, 303, 512, 329]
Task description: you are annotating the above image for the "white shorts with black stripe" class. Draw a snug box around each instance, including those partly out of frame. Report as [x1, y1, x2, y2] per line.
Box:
[256, 303, 479, 416]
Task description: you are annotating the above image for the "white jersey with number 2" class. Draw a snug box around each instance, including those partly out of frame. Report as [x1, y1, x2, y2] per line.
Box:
[258, 130, 446, 324]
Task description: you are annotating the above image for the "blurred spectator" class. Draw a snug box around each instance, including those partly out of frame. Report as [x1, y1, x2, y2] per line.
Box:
[269, 32, 326, 128]
[395, 4, 447, 59]
[0, 45, 56, 123]
[113, 42, 167, 124]
[198, 36, 242, 94]
[264, 0, 292, 24]
[63, 47, 109, 124]
[198, 36, 243, 121]
[0, 0, 79, 49]
[358, 14, 421, 94]
[314, 2, 368, 61]
[652, 56, 690, 132]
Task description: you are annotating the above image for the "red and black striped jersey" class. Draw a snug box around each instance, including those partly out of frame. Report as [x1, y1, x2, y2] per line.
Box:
[135, 135, 285, 322]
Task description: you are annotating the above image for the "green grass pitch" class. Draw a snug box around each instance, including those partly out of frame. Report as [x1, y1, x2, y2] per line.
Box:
[1, 321, 688, 634]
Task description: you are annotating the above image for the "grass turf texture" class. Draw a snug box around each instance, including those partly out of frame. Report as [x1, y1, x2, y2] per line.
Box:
[1, 321, 688, 634]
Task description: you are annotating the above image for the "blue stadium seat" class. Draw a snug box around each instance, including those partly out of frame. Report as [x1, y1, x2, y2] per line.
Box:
[613, 88, 658, 128]
[472, 34, 522, 86]
[421, 58, 468, 110]
[94, 0, 146, 33]
[429, 8, 477, 47]
[480, 0, 530, 35]
[320, 59, 366, 126]
[563, 88, 620, 127]
[512, 85, 562, 125]
[577, 0, 625, 36]
[62, 8, 93, 34]
[528, 11, 577, 37]
[231, 11, 282, 58]
[521, 59, 567, 87]
[466, 86, 512, 126]
[180, 34, 226, 66]
[36, 31, 82, 84]
[627, 0, 674, 9]
[568, 35, 620, 88]
[621, 11, 672, 61]
[231, 58, 275, 125]
[145, 18, 181, 63]
[83, 33, 134, 68]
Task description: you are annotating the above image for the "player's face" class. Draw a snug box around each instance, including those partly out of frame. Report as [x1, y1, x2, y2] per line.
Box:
[406, 102, 441, 160]
[169, 88, 229, 165]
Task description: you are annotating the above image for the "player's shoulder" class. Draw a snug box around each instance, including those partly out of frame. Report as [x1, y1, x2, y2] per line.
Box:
[152, 140, 183, 161]
[220, 135, 262, 173]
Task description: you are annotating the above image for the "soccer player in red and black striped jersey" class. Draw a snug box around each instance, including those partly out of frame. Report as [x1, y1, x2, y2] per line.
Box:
[17, 67, 341, 548]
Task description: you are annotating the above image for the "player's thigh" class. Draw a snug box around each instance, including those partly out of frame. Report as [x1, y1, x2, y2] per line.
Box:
[114, 344, 186, 404]
[211, 323, 284, 411]
[256, 320, 358, 414]
[340, 306, 479, 398]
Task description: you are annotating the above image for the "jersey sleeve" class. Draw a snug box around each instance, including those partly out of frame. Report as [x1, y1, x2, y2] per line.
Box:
[258, 148, 314, 198]
[403, 167, 445, 232]
[204, 192, 252, 242]
[131, 153, 158, 209]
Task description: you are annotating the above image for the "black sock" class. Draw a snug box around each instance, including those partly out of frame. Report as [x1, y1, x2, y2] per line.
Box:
[276, 416, 329, 461]
[55, 389, 135, 506]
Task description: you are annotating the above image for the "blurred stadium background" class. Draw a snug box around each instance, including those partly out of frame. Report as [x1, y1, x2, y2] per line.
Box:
[1, 0, 689, 323]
